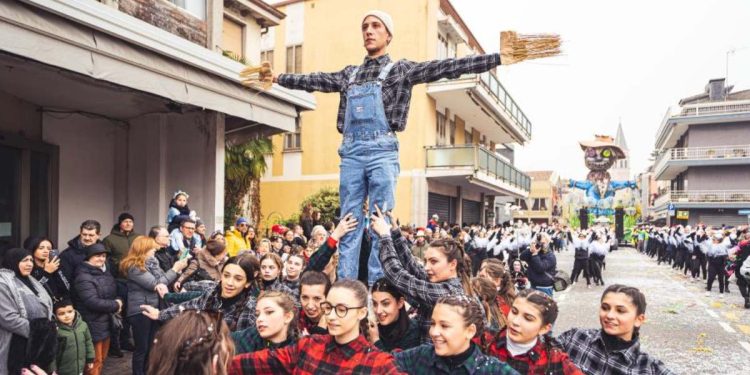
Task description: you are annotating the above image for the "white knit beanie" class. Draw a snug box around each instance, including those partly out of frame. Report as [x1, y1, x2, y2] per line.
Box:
[363, 10, 394, 38]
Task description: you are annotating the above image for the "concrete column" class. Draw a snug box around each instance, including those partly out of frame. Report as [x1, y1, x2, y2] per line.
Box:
[203, 112, 225, 232]
[411, 170, 428, 227]
[206, 0, 224, 51]
[456, 186, 463, 225]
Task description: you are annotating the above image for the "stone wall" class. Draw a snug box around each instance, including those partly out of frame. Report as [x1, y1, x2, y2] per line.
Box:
[118, 0, 207, 47]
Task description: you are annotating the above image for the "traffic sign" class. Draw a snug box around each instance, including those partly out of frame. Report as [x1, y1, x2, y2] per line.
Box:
[667, 203, 675, 211]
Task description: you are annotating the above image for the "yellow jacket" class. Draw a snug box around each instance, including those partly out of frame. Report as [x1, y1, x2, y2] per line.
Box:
[225, 227, 252, 257]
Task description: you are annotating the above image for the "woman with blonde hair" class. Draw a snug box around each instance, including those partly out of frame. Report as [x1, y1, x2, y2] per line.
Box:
[120, 236, 188, 375]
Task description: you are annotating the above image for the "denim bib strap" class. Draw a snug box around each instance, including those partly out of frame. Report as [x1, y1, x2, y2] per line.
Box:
[348, 66, 360, 84]
[377, 62, 395, 81]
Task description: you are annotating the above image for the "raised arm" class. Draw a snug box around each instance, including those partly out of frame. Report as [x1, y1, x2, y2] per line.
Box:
[611, 180, 638, 190]
[307, 214, 358, 272]
[403, 53, 501, 86]
[391, 228, 428, 280]
[276, 66, 354, 93]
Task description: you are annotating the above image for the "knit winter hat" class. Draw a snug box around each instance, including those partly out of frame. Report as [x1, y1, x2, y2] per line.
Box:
[85, 243, 109, 259]
[363, 10, 394, 38]
[173, 190, 189, 199]
[117, 212, 134, 224]
[236, 217, 249, 226]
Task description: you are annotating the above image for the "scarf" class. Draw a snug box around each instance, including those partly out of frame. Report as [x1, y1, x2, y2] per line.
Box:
[2, 248, 39, 296]
[378, 307, 410, 347]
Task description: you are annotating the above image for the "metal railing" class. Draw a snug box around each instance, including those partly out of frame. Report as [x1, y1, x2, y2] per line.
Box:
[432, 72, 532, 139]
[655, 144, 750, 173]
[656, 99, 750, 148]
[657, 190, 750, 205]
[425, 145, 531, 192]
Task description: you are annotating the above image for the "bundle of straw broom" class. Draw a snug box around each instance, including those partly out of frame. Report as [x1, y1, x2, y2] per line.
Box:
[500, 31, 561, 65]
[240, 61, 273, 90]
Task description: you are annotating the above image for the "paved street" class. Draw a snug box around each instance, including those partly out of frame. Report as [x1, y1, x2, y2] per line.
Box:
[554, 246, 750, 374]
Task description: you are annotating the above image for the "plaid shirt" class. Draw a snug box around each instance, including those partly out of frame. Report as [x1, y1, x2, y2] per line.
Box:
[159, 286, 257, 332]
[394, 343, 518, 375]
[379, 234, 466, 340]
[306, 237, 339, 273]
[228, 334, 403, 374]
[278, 53, 501, 133]
[480, 330, 583, 375]
[231, 325, 295, 354]
[556, 329, 676, 375]
[297, 309, 328, 336]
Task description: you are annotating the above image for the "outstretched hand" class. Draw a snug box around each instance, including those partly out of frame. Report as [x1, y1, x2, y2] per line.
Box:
[331, 213, 358, 241]
[370, 205, 391, 237]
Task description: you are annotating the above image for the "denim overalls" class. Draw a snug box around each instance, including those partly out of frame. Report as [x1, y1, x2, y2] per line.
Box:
[337, 62, 399, 285]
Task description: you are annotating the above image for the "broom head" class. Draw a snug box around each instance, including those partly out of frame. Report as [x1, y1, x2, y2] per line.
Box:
[240, 61, 273, 90]
[500, 31, 561, 65]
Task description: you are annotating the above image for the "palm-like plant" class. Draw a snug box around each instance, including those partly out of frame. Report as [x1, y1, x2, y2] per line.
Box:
[225, 138, 273, 228]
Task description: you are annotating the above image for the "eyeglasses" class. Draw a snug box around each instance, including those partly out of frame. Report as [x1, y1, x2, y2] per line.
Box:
[182, 226, 196, 231]
[319, 302, 365, 318]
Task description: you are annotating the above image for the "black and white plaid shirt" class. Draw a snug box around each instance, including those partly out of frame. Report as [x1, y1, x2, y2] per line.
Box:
[557, 328, 676, 375]
[278, 53, 501, 133]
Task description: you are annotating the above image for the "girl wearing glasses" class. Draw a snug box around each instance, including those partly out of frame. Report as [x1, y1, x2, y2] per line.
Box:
[394, 296, 517, 374]
[231, 291, 298, 354]
[141, 255, 262, 332]
[480, 289, 582, 374]
[229, 279, 401, 374]
[367, 278, 421, 352]
[370, 206, 476, 341]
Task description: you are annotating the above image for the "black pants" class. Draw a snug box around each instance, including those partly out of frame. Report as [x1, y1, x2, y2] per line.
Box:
[571, 258, 590, 285]
[707, 256, 727, 293]
[695, 252, 708, 279]
[737, 275, 750, 298]
[689, 253, 701, 278]
[589, 255, 604, 285]
[129, 314, 160, 375]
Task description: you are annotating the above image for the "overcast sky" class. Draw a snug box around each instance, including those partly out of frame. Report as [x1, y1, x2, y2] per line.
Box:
[451, 0, 750, 180]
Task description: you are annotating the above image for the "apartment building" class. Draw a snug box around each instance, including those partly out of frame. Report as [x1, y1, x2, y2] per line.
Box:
[260, 0, 531, 227]
[512, 171, 560, 225]
[652, 78, 750, 226]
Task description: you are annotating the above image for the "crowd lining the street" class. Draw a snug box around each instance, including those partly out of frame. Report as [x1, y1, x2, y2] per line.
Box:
[0, 189, 685, 375]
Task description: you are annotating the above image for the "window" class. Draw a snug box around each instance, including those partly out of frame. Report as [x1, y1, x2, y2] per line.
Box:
[464, 129, 472, 145]
[515, 199, 528, 210]
[261, 50, 274, 69]
[286, 45, 303, 73]
[284, 123, 301, 151]
[532, 198, 548, 211]
[449, 119, 456, 145]
[222, 16, 244, 60]
[436, 111, 447, 145]
[168, 0, 206, 20]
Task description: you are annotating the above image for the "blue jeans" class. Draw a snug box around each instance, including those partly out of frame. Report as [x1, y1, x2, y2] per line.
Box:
[337, 136, 399, 284]
[534, 286, 554, 297]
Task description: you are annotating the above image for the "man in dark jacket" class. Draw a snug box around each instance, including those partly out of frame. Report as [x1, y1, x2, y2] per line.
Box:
[102, 213, 138, 355]
[520, 233, 557, 297]
[72, 243, 122, 374]
[60, 220, 102, 283]
[151, 226, 179, 277]
[102, 213, 139, 279]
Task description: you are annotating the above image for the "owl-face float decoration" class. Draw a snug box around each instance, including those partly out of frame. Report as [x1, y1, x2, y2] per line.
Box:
[568, 135, 637, 216]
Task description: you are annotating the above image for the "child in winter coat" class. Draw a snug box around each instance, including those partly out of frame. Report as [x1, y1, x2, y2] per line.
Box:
[52, 299, 94, 375]
[166, 190, 196, 233]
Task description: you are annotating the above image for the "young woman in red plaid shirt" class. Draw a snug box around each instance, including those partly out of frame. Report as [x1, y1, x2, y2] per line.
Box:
[228, 279, 401, 374]
[481, 289, 583, 374]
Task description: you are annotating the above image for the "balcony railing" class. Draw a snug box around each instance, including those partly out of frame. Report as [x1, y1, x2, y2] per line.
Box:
[425, 145, 531, 192]
[655, 144, 750, 175]
[477, 72, 532, 139]
[656, 99, 750, 148]
[656, 190, 750, 206]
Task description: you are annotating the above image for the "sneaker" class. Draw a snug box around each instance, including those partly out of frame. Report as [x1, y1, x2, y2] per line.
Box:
[587, 284, 592, 289]
[705, 291, 711, 297]
[719, 294, 725, 299]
